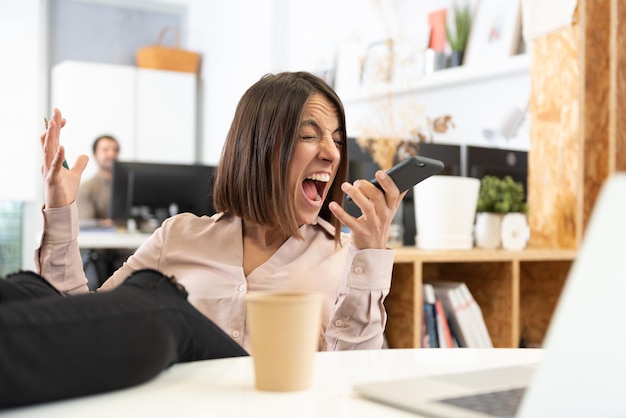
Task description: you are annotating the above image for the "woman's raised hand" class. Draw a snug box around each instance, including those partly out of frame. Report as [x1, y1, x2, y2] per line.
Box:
[40, 108, 89, 209]
[329, 170, 405, 250]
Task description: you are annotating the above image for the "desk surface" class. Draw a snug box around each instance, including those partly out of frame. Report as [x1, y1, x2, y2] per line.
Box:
[78, 230, 152, 250]
[3, 348, 543, 418]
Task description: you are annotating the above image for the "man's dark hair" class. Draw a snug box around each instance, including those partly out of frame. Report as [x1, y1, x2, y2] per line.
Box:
[92, 135, 120, 154]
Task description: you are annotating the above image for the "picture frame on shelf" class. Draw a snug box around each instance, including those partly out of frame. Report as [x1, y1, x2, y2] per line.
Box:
[360, 39, 394, 87]
[463, 0, 522, 66]
[333, 41, 365, 100]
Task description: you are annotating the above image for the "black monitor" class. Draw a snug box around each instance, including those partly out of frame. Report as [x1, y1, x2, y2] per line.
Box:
[466, 145, 528, 196]
[109, 161, 216, 224]
[415, 143, 461, 176]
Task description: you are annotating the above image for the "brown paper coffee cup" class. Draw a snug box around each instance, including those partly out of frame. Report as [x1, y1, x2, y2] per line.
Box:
[245, 291, 323, 392]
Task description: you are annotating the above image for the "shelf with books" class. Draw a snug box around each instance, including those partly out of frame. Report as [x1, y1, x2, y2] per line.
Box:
[427, 280, 492, 349]
[384, 247, 577, 349]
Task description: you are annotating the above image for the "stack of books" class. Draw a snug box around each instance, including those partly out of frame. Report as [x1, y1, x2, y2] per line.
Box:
[421, 281, 493, 348]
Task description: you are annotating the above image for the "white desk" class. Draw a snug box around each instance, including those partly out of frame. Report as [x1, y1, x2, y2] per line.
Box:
[3, 348, 543, 418]
[78, 230, 151, 250]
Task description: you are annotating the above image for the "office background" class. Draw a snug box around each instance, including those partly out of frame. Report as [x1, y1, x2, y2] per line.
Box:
[0, 0, 525, 271]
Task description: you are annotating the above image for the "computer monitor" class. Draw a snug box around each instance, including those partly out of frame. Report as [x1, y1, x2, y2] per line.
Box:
[347, 140, 461, 179]
[466, 145, 528, 196]
[109, 161, 216, 224]
[415, 143, 461, 176]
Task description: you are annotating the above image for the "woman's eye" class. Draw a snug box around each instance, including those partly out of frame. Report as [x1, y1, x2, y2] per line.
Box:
[333, 137, 345, 148]
[299, 134, 318, 141]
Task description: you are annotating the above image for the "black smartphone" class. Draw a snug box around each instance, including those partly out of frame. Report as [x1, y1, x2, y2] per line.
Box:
[346, 155, 444, 203]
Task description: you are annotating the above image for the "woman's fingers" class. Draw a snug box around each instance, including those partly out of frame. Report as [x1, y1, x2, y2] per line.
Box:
[373, 170, 401, 209]
[330, 169, 408, 249]
[72, 154, 90, 176]
[42, 109, 66, 171]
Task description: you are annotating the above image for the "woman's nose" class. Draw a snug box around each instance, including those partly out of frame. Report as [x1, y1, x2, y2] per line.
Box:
[318, 136, 340, 162]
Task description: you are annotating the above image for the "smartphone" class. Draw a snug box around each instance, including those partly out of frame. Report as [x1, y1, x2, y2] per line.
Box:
[346, 155, 444, 202]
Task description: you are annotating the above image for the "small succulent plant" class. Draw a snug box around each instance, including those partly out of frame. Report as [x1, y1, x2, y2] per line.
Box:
[446, 2, 472, 52]
[477, 175, 527, 213]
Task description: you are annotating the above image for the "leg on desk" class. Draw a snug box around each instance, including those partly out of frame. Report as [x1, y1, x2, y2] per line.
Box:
[0, 269, 248, 408]
[0, 270, 62, 303]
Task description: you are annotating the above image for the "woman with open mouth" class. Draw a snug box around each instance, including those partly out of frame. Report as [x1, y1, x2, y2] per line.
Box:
[0, 71, 404, 408]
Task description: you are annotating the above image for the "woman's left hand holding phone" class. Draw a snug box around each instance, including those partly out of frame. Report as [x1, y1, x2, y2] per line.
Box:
[329, 170, 405, 250]
[40, 108, 89, 209]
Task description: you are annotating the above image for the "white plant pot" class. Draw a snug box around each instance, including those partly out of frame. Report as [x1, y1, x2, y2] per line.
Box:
[500, 213, 530, 250]
[413, 176, 480, 250]
[474, 212, 503, 249]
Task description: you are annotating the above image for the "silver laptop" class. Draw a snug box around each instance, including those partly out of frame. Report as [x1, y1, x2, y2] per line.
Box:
[355, 173, 626, 418]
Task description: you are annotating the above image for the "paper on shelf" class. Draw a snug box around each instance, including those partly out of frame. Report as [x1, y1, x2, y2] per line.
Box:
[521, 0, 579, 41]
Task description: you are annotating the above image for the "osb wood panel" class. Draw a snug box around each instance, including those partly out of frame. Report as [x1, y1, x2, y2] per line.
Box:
[528, 26, 580, 249]
[529, 0, 621, 246]
[385, 262, 419, 348]
[614, 0, 626, 171]
[581, 0, 612, 241]
[425, 262, 515, 348]
[518, 260, 572, 347]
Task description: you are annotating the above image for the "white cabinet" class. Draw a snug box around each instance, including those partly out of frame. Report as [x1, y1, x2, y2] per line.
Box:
[51, 61, 197, 180]
[135, 68, 197, 163]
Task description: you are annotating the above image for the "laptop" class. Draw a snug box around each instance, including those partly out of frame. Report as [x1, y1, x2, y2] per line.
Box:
[355, 173, 626, 418]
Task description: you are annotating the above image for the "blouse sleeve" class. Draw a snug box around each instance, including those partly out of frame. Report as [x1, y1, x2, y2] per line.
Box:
[324, 244, 395, 350]
[35, 202, 90, 295]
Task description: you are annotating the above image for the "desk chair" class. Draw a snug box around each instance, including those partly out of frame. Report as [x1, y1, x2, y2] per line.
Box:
[81, 249, 123, 291]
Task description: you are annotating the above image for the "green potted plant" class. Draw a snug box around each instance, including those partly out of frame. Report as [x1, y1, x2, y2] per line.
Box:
[446, 2, 471, 67]
[477, 175, 527, 214]
[475, 175, 529, 250]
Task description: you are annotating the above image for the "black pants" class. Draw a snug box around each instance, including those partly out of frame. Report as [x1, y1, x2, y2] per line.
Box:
[0, 269, 248, 409]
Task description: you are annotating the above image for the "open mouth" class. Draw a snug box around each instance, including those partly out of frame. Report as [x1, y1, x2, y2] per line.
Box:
[302, 173, 330, 202]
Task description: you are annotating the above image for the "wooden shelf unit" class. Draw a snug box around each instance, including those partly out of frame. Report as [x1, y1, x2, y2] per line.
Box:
[384, 247, 577, 348]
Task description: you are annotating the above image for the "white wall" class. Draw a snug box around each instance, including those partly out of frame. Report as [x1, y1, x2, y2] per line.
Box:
[150, 0, 524, 164]
[0, 0, 45, 202]
[0, 0, 47, 270]
[283, 0, 529, 150]
[46, 0, 527, 164]
[153, 0, 277, 165]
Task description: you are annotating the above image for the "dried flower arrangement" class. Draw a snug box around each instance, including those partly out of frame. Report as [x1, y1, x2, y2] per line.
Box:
[352, 0, 457, 170]
[356, 113, 455, 170]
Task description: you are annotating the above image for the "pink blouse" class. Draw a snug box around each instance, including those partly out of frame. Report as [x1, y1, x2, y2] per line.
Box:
[35, 203, 395, 352]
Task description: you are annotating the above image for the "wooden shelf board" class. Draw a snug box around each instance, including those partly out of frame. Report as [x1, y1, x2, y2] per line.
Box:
[393, 247, 577, 264]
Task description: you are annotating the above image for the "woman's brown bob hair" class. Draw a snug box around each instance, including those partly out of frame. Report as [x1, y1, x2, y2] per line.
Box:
[212, 71, 348, 244]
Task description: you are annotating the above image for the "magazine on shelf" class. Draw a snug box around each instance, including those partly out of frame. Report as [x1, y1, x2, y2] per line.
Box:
[422, 283, 439, 348]
[457, 281, 493, 348]
[423, 282, 456, 348]
[428, 281, 492, 348]
[428, 282, 472, 347]
[434, 298, 455, 348]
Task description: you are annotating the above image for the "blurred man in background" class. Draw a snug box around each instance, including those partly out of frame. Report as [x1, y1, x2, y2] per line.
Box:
[77, 134, 122, 289]
[77, 134, 120, 225]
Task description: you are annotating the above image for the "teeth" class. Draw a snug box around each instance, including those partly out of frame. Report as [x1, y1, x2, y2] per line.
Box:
[306, 173, 330, 182]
